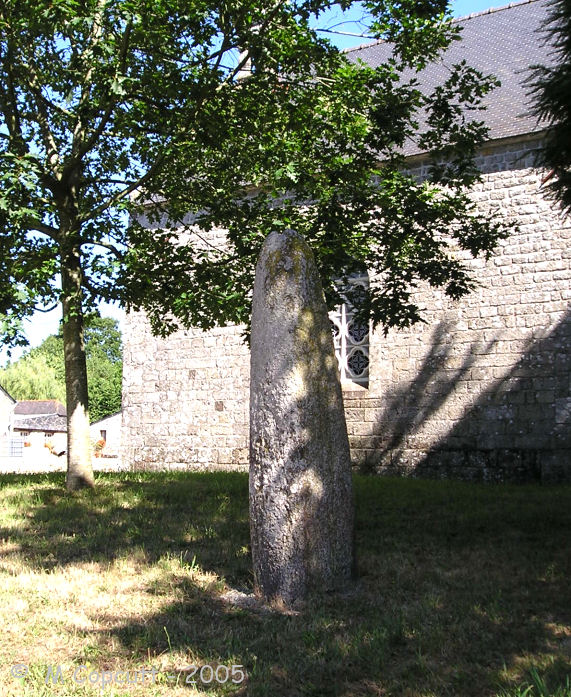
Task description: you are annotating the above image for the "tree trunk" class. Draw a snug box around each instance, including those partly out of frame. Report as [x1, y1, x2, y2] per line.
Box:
[60, 236, 94, 491]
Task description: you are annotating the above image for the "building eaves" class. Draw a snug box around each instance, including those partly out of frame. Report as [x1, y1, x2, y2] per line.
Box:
[13, 414, 68, 433]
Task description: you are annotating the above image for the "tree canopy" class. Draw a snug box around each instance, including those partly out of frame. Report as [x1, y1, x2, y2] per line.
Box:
[531, 0, 571, 214]
[0, 316, 122, 421]
[0, 0, 508, 487]
[0, 353, 66, 403]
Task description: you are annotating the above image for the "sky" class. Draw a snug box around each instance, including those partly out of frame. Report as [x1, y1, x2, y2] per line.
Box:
[1, 0, 501, 365]
[315, 0, 503, 49]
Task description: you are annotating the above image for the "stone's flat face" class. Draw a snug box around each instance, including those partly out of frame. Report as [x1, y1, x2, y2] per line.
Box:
[249, 229, 354, 606]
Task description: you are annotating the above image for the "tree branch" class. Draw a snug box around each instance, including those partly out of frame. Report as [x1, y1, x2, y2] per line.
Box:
[20, 215, 59, 239]
[81, 2, 287, 224]
[73, 15, 133, 161]
[216, 3, 288, 89]
[0, 47, 28, 156]
[20, 58, 61, 173]
[34, 301, 59, 314]
[79, 239, 124, 259]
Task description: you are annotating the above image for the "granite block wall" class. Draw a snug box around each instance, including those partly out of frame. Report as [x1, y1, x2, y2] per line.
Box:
[122, 322, 250, 471]
[122, 136, 571, 481]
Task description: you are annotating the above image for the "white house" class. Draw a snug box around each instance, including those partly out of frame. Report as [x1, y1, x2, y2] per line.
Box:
[90, 411, 122, 458]
[12, 400, 68, 457]
[0, 384, 16, 456]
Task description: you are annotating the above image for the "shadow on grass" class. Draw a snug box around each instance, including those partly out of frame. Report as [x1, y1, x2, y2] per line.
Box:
[1, 472, 570, 696]
[0, 470, 252, 586]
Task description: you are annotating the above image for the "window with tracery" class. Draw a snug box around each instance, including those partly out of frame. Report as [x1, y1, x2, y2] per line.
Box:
[330, 273, 369, 388]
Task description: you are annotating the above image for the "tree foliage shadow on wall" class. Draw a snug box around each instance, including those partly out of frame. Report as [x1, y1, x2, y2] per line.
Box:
[367, 308, 571, 482]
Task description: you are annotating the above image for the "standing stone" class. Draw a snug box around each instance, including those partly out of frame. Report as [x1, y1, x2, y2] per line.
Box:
[249, 229, 354, 606]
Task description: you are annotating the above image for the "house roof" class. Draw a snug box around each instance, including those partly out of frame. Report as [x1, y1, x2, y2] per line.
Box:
[345, 0, 555, 150]
[14, 400, 67, 416]
[13, 414, 68, 433]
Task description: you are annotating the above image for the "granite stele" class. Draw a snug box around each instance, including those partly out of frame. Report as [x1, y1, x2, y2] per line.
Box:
[249, 229, 354, 606]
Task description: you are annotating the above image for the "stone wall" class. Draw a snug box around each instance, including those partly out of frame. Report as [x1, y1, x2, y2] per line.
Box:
[122, 136, 571, 481]
[122, 321, 250, 470]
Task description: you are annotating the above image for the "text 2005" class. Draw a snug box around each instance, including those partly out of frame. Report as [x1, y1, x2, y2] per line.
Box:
[182, 664, 245, 685]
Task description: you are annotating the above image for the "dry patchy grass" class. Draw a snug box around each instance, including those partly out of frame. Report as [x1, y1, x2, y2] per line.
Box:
[0, 472, 569, 696]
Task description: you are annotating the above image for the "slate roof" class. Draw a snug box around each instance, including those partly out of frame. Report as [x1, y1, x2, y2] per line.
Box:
[345, 0, 555, 151]
[13, 414, 68, 433]
[14, 400, 67, 416]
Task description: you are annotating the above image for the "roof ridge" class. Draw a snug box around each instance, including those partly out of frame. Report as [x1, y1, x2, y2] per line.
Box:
[17, 398, 60, 403]
[0, 384, 15, 402]
[456, 0, 541, 22]
[343, 0, 544, 55]
[20, 398, 57, 401]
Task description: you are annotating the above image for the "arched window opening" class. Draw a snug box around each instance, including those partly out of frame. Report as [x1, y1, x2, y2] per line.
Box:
[330, 273, 369, 388]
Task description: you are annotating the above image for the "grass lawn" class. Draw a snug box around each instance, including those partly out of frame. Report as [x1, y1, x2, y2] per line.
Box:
[0, 471, 569, 697]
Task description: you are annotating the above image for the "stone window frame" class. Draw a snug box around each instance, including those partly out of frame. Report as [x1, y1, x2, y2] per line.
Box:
[330, 273, 370, 388]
